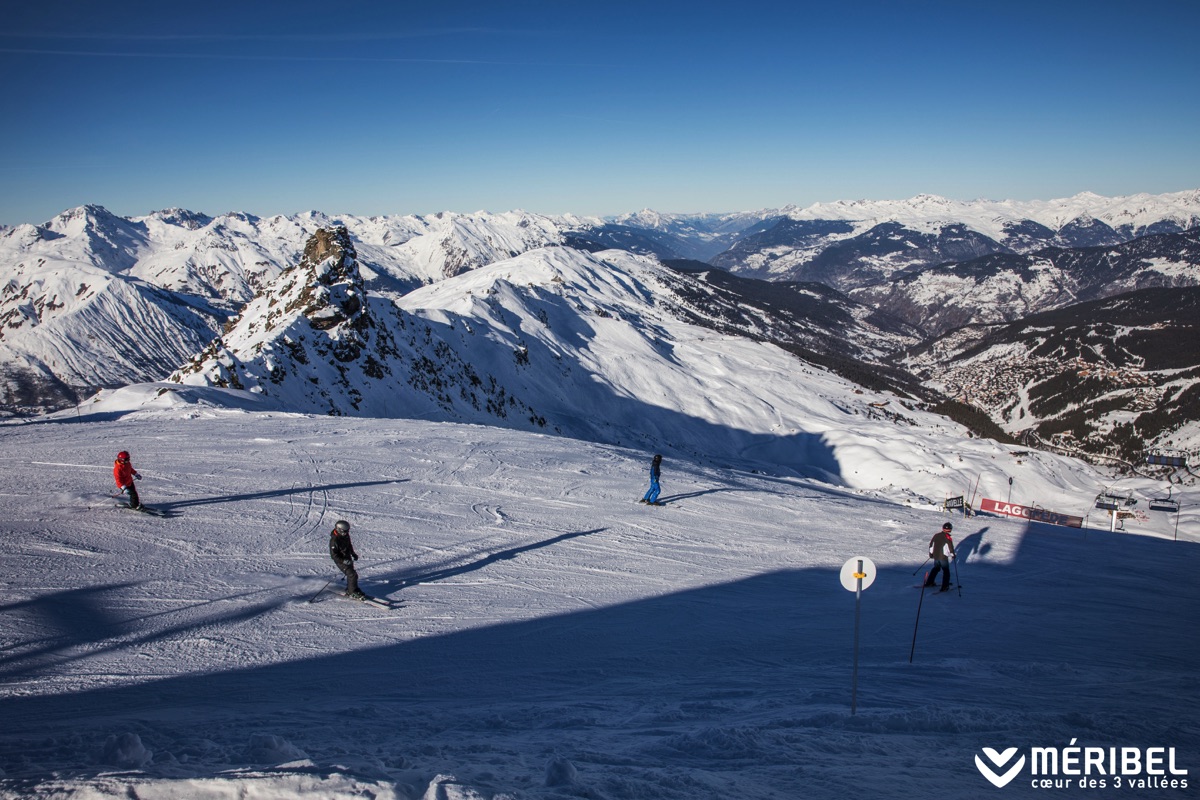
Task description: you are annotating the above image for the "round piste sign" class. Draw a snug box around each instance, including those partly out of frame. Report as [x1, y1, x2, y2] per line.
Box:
[840, 555, 877, 592]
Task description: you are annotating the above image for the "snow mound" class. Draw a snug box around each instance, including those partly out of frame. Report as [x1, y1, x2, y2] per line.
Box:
[543, 756, 578, 787]
[100, 733, 152, 769]
[422, 774, 496, 799]
[245, 734, 309, 765]
[77, 383, 284, 417]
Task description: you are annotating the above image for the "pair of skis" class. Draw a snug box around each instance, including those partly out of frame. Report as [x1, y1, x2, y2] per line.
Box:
[110, 488, 166, 516]
[342, 591, 399, 609]
[307, 579, 401, 609]
[914, 583, 959, 594]
[115, 502, 166, 517]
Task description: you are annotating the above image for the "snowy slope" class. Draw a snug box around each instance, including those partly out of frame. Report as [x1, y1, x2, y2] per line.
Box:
[129, 209, 309, 302]
[0, 393, 1195, 799]
[0, 207, 300, 413]
[0, 252, 229, 413]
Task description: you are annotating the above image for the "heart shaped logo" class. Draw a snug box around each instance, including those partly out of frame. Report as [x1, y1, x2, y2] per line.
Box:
[975, 747, 1026, 788]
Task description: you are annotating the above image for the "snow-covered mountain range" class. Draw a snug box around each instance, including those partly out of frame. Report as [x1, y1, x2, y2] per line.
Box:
[167, 228, 927, 482]
[855, 227, 1200, 338]
[0, 205, 602, 413]
[708, 190, 1200, 287]
[3, 190, 1200, 467]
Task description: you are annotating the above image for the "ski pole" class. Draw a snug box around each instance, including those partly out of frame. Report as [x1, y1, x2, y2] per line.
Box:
[953, 558, 962, 596]
[307, 578, 334, 603]
[912, 557, 931, 576]
[909, 571, 928, 664]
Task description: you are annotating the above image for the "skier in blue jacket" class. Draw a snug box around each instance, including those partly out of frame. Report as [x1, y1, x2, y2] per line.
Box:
[640, 453, 663, 505]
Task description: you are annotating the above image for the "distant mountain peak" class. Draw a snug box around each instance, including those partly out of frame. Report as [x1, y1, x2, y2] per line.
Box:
[908, 193, 954, 205]
[171, 225, 389, 401]
[289, 225, 364, 330]
[145, 208, 213, 230]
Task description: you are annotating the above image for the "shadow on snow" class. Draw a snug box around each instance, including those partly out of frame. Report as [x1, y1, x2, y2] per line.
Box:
[0, 520, 1198, 792]
[157, 479, 409, 512]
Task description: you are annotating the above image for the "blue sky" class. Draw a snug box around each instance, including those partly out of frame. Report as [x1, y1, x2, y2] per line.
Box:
[2, 0, 1198, 225]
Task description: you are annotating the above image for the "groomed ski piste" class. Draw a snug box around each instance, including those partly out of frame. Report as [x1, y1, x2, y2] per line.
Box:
[0, 387, 1197, 799]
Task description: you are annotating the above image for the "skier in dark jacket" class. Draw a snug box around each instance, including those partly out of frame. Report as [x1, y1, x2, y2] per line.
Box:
[640, 453, 663, 505]
[329, 519, 363, 599]
[924, 522, 957, 592]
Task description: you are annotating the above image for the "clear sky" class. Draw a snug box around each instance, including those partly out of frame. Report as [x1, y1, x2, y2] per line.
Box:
[2, 0, 1198, 226]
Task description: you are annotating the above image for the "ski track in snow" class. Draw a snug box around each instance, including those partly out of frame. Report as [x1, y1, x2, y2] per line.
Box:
[0, 408, 1197, 799]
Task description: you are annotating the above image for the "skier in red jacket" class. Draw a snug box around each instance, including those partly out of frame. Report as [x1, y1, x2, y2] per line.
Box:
[113, 450, 143, 510]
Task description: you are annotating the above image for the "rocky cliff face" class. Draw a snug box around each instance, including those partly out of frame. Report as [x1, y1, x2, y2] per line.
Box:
[173, 226, 388, 405]
[170, 227, 546, 424]
[276, 226, 365, 333]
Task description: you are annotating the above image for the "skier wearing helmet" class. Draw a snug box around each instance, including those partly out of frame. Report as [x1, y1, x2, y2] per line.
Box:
[329, 520, 364, 599]
[113, 451, 143, 510]
[923, 522, 957, 592]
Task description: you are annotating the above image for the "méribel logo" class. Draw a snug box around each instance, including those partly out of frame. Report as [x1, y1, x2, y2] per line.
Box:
[976, 747, 1027, 788]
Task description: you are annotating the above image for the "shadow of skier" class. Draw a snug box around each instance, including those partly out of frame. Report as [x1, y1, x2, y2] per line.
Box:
[160, 479, 408, 511]
[391, 528, 608, 588]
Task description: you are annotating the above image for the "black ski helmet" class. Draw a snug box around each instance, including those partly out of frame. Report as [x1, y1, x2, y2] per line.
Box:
[334, 520, 350, 533]
[942, 522, 953, 532]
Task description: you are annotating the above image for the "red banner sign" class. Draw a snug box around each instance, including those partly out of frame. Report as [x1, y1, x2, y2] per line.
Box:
[979, 498, 1083, 528]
